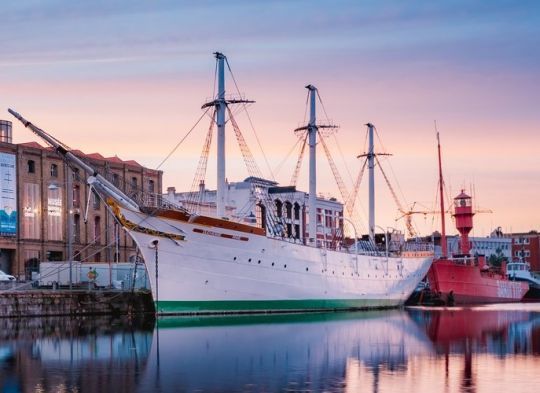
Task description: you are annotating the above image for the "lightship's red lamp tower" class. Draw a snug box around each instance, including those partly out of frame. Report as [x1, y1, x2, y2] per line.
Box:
[453, 191, 475, 255]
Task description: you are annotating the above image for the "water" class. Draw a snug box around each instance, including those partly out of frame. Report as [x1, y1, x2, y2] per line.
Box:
[0, 304, 539, 392]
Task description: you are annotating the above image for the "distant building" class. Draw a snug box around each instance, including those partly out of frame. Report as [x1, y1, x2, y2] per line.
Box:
[506, 231, 540, 272]
[432, 229, 512, 260]
[164, 176, 344, 248]
[0, 121, 162, 279]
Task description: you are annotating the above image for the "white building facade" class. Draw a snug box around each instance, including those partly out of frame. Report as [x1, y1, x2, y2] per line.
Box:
[164, 177, 344, 249]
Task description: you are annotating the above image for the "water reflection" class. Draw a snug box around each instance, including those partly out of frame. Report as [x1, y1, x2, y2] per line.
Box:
[0, 316, 153, 393]
[409, 304, 540, 393]
[140, 311, 433, 392]
[0, 305, 539, 392]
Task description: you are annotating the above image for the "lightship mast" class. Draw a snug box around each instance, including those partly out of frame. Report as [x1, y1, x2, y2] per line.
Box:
[437, 131, 448, 257]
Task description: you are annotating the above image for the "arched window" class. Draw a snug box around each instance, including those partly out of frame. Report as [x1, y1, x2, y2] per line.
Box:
[50, 163, 58, 177]
[275, 199, 283, 218]
[27, 160, 35, 174]
[285, 201, 292, 219]
[294, 203, 300, 220]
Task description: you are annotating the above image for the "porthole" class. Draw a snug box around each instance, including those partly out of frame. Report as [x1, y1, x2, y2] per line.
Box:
[233, 257, 237, 261]
[306, 267, 309, 271]
[258, 260, 261, 264]
[284, 264, 287, 268]
[272, 262, 275, 266]
[248, 258, 252, 262]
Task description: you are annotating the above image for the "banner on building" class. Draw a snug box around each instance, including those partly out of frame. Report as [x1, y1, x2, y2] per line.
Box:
[0, 152, 17, 236]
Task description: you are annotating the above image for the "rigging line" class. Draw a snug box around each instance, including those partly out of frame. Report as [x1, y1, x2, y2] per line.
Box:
[290, 132, 308, 187]
[315, 90, 332, 124]
[224, 57, 275, 181]
[318, 131, 350, 205]
[373, 125, 410, 210]
[212, 57, 218, 99]
[303, 89, 309, 125]
[187, 109, 216, 209]
[227, 107, 263, 178]
[273, 134, 304, 177]
[346, 158, 367, 217]
[332, 133, 354, 185]
[155, 107, 211, 170]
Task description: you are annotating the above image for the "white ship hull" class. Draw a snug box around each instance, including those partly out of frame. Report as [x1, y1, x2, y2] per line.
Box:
[119, 206, 433, 314]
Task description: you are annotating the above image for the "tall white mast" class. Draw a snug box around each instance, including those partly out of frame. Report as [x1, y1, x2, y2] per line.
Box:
[367, 123, 375, 242]
[307, 85, 318, 245]
[215, 52, 226, 218]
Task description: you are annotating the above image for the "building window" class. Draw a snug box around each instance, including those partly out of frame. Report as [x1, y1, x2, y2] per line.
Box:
[47, 185, 63, 241]
[94, 216, 101, 242]
[95, 252, 101, 263]
[50, 163, 58, 178]
[275, 200, 283, 218]
[27, 160, 35, 174]
[131, 177, 138, 191]
[285, 202, 292, 219]
[73, 185, 81, 208]
[73, 214, 81, 243]
[22, 183, 41, 239]
[112, 173, 120, 187]
[46, 251, 63, 261]
[294, 203, 300, 220]
[72, 168, 80, 181]
[294, 224, 300, 239]
[148, 179, 155, 193]
[92, 190, 101, 210]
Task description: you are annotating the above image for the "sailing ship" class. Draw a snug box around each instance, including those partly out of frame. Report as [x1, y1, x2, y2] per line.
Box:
[9, 52, 433, 315]
[426, 134, 528, 305]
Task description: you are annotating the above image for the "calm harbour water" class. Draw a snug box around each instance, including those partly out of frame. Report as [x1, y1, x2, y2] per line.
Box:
[0, 304, 539, 393]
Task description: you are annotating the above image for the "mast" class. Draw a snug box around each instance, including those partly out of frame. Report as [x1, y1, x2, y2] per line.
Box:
[307, 85, 317, 245]
[215, 52, 226, 218]
[293, 86, 337, 247]
[367, 123, 375, 242]
[200, 53, 254, 219]
[437, 131, 448, 258]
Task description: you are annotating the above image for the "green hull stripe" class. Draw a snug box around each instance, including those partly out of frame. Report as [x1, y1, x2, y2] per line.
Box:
[155, 299, 400, 315]
[156, 309, 402, 328]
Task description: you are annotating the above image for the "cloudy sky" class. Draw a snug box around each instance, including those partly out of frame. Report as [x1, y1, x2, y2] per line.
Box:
[1, 0, 539, 236]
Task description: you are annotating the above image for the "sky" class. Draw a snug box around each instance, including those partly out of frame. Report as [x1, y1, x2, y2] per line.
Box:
[1, 0, 539, 236]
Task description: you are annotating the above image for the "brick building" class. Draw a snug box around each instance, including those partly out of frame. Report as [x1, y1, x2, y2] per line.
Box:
[507, 231, 540, 272]
[0, 120, 162, 279]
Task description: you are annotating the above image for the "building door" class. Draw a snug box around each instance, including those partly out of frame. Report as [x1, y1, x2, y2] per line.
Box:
[0, 249, 14, 274]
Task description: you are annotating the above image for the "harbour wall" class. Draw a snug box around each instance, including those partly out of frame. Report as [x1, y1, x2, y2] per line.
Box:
[0, 290, 155, 318]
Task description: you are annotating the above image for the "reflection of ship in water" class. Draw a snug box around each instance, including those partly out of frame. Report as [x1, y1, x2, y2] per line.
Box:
[409, 306, 540, 355]
[140, 311, 433, 392]
[0, 316, 153, 393]
[409, 305, 540, 392]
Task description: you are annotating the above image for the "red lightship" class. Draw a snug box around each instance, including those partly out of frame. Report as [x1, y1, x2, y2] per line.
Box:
[426, 134, 528, 305]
